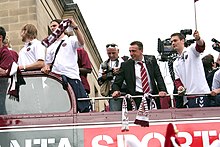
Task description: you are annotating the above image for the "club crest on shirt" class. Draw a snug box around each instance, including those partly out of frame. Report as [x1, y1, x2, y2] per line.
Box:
[26, 42, 32, 51]
[62, 43, 67, 47]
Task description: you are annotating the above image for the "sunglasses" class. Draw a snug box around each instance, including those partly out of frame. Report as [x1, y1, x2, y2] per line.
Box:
[106, 44, 118, 48]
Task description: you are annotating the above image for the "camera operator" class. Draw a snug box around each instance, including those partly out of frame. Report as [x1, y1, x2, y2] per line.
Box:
[211, 39, 220, 68]
[171, 30, 211, 108]
[98, 43, 126, 111]
[202, 54, 218, 90]
[215, 53, 220, 68]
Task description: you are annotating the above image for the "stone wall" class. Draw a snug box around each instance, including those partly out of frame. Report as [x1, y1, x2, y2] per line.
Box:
[0, 0, 105, 111]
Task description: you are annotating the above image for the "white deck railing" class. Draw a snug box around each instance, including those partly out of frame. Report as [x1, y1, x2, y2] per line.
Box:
[78, 93, 211, 110]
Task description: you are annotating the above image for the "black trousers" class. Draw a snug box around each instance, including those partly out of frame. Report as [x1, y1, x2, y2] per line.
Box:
[187, 96, 211, 108]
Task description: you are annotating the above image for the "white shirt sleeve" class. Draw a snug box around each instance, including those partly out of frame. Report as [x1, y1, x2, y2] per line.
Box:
[212, 70, 220, 90]
[35, 42, 46, 61]
[45, 45, 53, 64]
[69, 36, 83, 50]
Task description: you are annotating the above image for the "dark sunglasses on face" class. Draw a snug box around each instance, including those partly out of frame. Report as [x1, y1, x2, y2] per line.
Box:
[106, 44, 118, 48]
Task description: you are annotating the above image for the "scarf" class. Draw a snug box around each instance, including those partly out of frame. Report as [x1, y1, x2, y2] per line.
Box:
[42, 19, 71, 47]
[134, 93, 157, 127]
[121, 94, 136, 132]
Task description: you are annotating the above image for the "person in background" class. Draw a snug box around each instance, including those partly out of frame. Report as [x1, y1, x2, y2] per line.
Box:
[42, 19, 91, 113]
[3, 36, 12, 49]
[211, 68, 220, 106]
[77, 48, 92, 94]
[0, 27, 15, 76]
[98, 43, 126, 111]
[3, 36, 18, 63]
[171, 30, 211, 108]
[215, 53, 220, 68]
[112, 41, 168, 110]
[18, 24, 45, 71]
[202, 54, 218, 90]
[202, 54, 218, 107]
[0, 27, 16, 114]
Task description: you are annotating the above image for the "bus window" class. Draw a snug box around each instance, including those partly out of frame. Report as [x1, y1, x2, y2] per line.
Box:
[4, 76, 71, 115]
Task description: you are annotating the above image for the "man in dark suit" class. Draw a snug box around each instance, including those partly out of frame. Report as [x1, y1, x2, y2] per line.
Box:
[112, 41, 168, 109]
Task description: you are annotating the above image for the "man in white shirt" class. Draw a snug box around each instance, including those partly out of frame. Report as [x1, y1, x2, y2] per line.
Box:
[42, 19, 91, 113]
[171, 31, 211, 108]
[18, 24, 45, 71]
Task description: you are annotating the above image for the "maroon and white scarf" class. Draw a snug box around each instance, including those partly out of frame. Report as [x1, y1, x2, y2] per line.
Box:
[7, 62, 27, 102]
[41, 19, 71, 48]
[121, 94, 136, 132]
[134, 93, 157, 127]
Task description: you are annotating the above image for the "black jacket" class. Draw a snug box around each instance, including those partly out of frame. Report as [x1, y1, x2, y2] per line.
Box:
[112, 55, 167, 108]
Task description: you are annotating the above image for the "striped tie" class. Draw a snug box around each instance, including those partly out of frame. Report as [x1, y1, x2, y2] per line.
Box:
[138, 61, 150, 93]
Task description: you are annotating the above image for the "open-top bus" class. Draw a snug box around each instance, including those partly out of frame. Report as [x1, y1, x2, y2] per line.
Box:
[0, 71, 219, 147]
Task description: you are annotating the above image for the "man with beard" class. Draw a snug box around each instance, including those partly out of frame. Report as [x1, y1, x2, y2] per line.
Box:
[18, 24, 45, 71]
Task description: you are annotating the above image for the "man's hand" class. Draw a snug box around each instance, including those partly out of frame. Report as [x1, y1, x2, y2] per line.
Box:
[112, 91, 121, 98]
[193, 30, 205, 46]
[70, 18, 78, 28]
[0, 67, 7, 76]
[177, 86, 186, 95]
[158, 91, 167, 97]
[193, 30, 200, 41]
[41, 64, 51, 74]
[210, 89, 220, 96]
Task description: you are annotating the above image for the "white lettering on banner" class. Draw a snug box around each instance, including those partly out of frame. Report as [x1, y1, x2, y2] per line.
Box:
[10, 140, 20, 147]
[117, 135, 124, 147]
[10, 138, 71, 147]
[122, 135, 142, 146]
[142, 132, 165, 146]
[33, 139, 40, 144]
[194, 131, 218, 147]
[92, 135, 114, 147]
[92, 133, 165, 146]
[48, 138, 55, 144]
[58, 138, 71, 147]
[178, 132, 192, 147]
[91, 130, 220, 146]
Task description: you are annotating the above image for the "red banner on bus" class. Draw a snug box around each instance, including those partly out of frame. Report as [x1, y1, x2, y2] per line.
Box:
[84, 121, 220, 147]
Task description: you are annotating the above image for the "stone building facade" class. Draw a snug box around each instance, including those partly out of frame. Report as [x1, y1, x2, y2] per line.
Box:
[0, 0, 106, 111]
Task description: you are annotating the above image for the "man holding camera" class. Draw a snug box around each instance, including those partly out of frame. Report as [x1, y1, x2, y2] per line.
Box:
[98, 43, 126, 111]
[171, 30, 211, 108]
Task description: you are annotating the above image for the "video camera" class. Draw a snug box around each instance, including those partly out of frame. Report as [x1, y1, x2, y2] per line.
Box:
[157, 38, 176, 62]
[211, 38, 220, 52]
[157, 29, 195, 62]
[180, 29, 192, 37]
